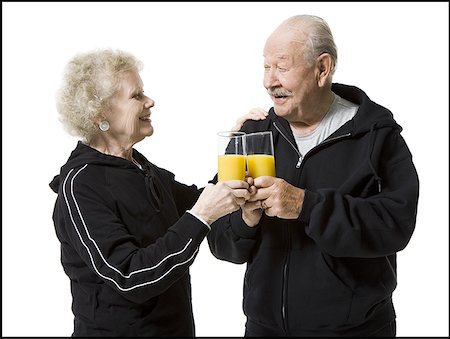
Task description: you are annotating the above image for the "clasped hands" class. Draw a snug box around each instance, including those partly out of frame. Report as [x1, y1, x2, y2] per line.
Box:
[241, 176, 305, 227]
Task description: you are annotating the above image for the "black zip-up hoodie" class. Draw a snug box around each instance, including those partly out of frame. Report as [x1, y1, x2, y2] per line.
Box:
[207, 83, 419, 336]
[49, 142, 206, 337]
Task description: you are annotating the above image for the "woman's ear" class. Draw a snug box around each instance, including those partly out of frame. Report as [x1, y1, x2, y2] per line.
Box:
[316, 53, 333, 87]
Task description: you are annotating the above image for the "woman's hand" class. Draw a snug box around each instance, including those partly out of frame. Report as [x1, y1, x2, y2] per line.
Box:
[231, 107, 268, 132]
[191, 180, 251, 225]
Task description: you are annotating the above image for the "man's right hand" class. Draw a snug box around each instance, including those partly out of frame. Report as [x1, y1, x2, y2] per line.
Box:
[242, 200, 264, 227]
[241, 176, 263, 227]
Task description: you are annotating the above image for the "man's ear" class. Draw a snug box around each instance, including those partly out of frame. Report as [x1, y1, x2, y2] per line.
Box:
[316, 53, 333, 87]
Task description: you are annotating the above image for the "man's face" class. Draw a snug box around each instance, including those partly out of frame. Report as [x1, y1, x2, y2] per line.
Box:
[263, 28, 317, 122]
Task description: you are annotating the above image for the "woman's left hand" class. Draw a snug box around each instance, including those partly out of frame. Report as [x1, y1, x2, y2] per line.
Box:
[231, 107, 268, 132]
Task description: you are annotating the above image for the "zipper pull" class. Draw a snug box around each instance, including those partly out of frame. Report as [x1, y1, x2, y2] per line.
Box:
[296, 157, 302, 168]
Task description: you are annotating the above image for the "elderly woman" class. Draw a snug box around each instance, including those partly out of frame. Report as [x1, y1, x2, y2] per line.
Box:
[49, 49, 251, 337]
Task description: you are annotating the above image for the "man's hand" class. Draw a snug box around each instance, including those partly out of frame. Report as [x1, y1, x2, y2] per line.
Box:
[250, 176, 305, 219]
[241, 177, 263, 227]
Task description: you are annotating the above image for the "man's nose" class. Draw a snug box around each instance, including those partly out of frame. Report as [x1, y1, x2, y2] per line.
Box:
[264, 69, 280, 89]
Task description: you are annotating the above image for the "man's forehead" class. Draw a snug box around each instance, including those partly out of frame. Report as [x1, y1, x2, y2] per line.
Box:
[263, 46, 298, 61]
[268, 54, 290, 59]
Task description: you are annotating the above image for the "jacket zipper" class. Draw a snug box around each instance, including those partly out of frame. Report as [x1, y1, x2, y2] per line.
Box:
[281, 225, 291, 335]
[273, 122, 303, 168]
[273, 121, 352, 168]
[273, 121, 352, 333]
[315, 132, 353, 148]
[272, 122, 295, 332]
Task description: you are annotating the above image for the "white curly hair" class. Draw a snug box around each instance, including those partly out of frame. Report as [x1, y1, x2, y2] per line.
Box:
[56, 49, 143, 142]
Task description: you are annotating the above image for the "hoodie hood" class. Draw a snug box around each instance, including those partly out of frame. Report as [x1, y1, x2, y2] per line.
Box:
[265, 83, 403, 193]
[331, 83, 402, 135]
[49, 141, 138, 193]
[267, 83, 402, 142]
[331, 83, 402, 192]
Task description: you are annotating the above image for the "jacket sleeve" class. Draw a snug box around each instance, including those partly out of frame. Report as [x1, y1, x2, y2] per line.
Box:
[300, 129, 419, 258]
[207, 209, 260, 264]
[55, 166, 209, 304]
[171, 177, 203, 215]
[152, 165, 202, 215]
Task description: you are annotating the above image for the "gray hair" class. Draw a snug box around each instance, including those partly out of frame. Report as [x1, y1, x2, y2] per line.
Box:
[280, 15, 338, 74]
[56, 49, 143, 142]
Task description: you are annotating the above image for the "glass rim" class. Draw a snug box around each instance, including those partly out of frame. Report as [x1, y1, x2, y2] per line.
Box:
[217, 131, 246, 137]
[245, 131, 273, 137]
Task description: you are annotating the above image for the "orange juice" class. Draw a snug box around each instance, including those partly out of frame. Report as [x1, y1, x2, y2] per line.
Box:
[246, 154, 276, 178]
[218, 154, 246, 181]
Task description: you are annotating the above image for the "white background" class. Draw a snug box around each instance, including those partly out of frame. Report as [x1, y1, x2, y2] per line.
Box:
[2, 2, 449, 337]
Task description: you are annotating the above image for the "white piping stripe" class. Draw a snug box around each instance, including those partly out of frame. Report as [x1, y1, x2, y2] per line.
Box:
[69, 165, 193, 277]
[62, 165, 196, 291]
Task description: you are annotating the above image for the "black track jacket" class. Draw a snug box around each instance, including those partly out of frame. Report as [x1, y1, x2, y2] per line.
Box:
[207, 83, 419, 336]
[49, 142, 206, 337]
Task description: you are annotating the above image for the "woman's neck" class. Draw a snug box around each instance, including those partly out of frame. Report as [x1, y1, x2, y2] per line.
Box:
[87, 138, 134, 160]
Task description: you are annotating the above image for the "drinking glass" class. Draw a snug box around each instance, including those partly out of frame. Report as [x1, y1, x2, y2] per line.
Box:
[245, 131, 276, 178]
[217, 131, 246, 182]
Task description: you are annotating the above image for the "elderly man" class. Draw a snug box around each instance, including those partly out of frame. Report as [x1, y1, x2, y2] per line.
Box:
[208, 15, 419, 337]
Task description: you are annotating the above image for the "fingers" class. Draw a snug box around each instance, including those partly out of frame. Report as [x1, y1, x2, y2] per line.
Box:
[216, 180, 252, 204]
[260, 198, 278, 217]
[243, 200, 263, 211]
[250, 107, 269, 119]
[248, 185, 257, 196]
[263, 206, 276, 217]
[220, 180, 257, 201]
[231, 108, 268, 132]
[246, 176, 254, 186]
[253, 176, 276, 188]
[231, 121, 245, 132]
[232, 188, 251, 202]
[247, 176, 277, 202]
[261, 197, 274, 210]
[220, 180, 249, 190]
[235, 196, 250, 207]
[249, 186, 271, 202]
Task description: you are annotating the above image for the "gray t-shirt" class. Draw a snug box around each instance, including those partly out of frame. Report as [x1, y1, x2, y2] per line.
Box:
[294, 94, 359, 163]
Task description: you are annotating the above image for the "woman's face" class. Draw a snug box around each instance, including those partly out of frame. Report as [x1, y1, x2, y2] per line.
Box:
[105, 70, 154, 147]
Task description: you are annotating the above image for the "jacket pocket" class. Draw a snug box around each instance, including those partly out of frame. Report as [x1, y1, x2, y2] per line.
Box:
[243, 249, 286, 328]
[346, 256, 397, 325]
[287, 251, 353, 329]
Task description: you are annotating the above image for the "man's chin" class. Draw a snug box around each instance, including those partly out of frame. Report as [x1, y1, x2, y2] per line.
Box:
[273, 105, 288, 117]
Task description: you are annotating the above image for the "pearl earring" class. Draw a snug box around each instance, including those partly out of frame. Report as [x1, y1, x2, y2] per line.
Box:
[99, 120, 110, 132]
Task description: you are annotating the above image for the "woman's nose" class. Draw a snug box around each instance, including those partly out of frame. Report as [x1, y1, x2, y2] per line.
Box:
[144, 96, 155, 108]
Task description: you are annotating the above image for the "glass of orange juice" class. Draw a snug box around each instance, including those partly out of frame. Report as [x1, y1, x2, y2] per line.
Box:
[245, 131, 276, 178]
[217, 131, 246, 182]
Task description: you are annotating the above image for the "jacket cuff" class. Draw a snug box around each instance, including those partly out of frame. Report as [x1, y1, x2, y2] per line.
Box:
[173, 212, 210, 242]
[298, 189, 320, 224]
[230, 209, 260, 239]
[186, 210, 211, 230]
